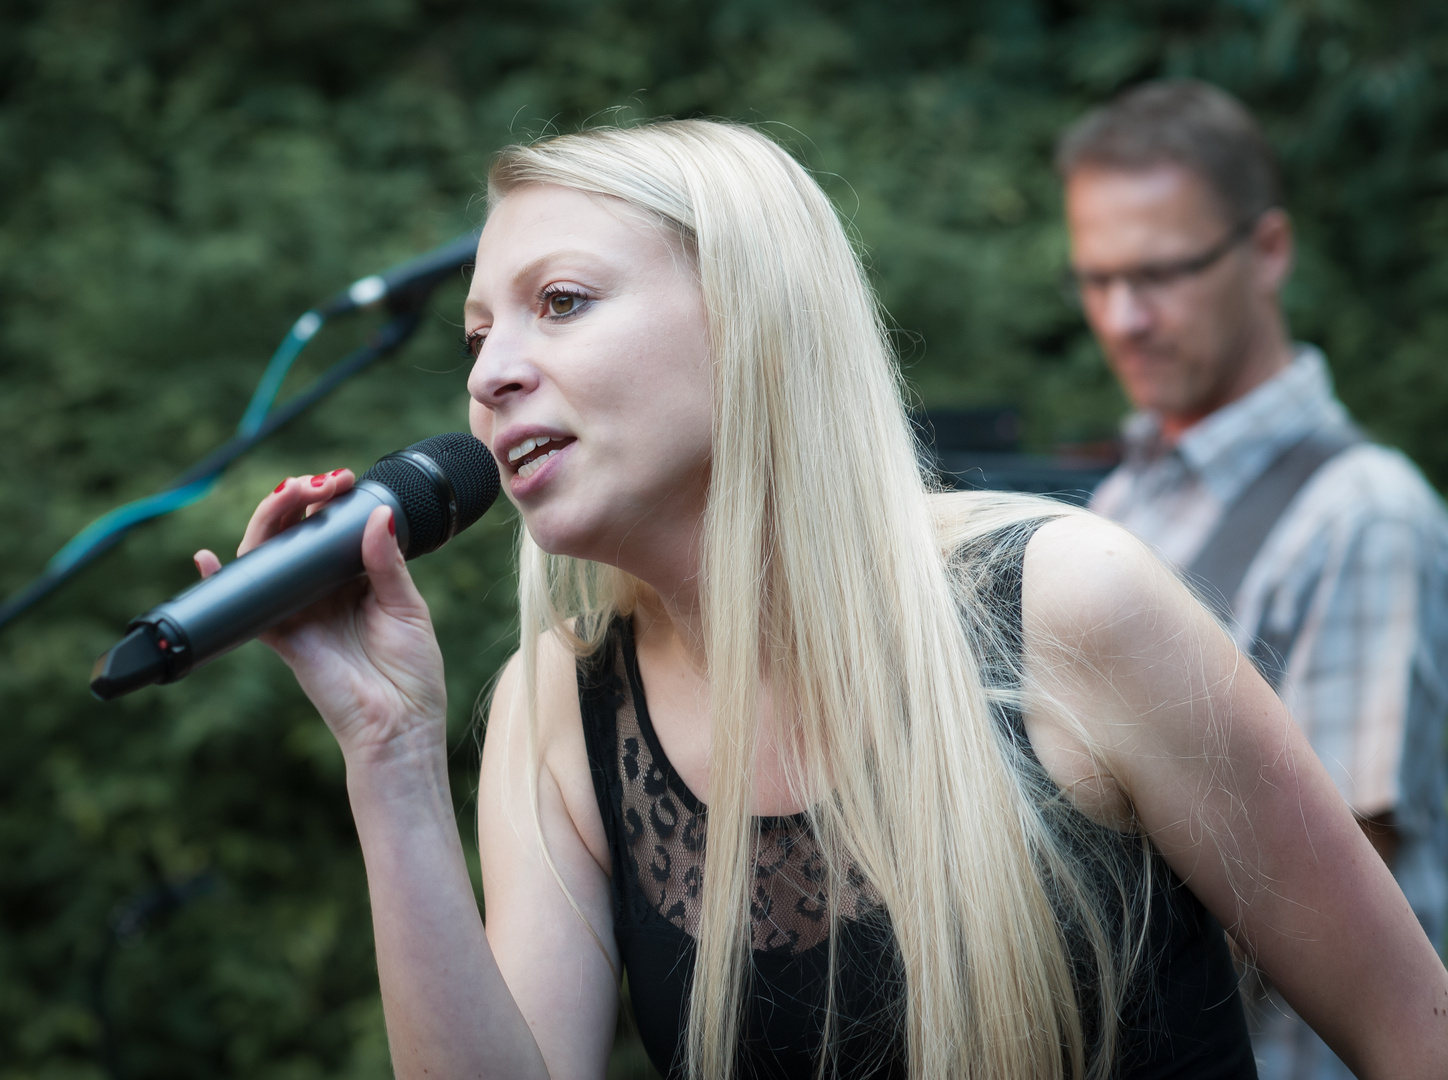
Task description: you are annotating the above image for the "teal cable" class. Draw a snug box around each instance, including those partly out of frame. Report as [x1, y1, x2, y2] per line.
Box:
[45, 310, 327, 575]
[46, 477, 219, 575]
[237, 311, 324, 437]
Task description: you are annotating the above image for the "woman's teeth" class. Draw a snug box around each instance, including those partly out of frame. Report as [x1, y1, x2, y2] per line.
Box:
[507, 435, 566, 479]
[515, 447, 561, 480]
[508, 435, 553, 463]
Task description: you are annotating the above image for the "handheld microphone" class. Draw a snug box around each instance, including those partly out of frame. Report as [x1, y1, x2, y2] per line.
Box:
[90, 433, 500, 701]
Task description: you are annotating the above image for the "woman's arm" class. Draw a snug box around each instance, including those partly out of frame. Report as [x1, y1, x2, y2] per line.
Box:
[197, 474, 615, 1079]
[1020, 514, 1448, 1080]
[478, 638, 620, 1080]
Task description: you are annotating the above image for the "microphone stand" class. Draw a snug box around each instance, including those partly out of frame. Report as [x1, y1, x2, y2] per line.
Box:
[0, 231, 475, 633]
[0, 312, 421, 631]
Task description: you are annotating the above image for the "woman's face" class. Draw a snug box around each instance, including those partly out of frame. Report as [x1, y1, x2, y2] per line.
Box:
[465, 184, 713, 571]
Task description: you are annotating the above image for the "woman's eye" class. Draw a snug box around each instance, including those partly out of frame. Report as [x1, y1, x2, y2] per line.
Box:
[547, 292, 580, 316]
[462, 329, 487, 359]
[539, 287, 589, 318]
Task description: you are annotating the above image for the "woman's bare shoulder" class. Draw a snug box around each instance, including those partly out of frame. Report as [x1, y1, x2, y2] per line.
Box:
[1021, 512, 1192, 655]
[1015, 512, 1232, 827]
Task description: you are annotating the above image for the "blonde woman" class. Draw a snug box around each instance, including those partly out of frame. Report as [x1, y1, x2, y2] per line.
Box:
[203, 120, 1448, 1079]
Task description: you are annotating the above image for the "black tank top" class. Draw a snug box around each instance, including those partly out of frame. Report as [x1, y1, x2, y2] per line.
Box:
[577, 527, 1258, 1079]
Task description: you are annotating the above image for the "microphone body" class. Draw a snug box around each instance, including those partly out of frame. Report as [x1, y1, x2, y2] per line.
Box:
[138, 480, 405, 680]
[91, 433, 499, 700]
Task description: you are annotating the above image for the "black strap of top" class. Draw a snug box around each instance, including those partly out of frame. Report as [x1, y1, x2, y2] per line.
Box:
[951, 520, 1042, 755]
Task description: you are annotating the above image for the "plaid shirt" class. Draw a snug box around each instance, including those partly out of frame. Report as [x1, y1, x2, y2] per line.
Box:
[1091, 347, 1448, 954]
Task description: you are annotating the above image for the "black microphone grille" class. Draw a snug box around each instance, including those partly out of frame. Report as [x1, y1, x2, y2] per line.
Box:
[362, 433, 501, 557]
[403, 432, 501, 526]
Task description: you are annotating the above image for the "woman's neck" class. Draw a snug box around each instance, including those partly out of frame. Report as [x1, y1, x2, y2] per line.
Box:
[632, 585, 706, 672]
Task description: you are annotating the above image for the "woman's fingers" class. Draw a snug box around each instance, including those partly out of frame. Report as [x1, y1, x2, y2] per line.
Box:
[306, 468, 354, 517]
[193, 549, 223, 578]
[359, 505, 425, 616]
[239, 469, 356, 556]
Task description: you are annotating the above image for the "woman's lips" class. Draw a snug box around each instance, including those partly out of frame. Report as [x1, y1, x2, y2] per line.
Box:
[507, 437, 575, 496]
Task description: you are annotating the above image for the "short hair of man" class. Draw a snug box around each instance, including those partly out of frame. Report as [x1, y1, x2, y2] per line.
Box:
[1055, 79, 1282, 226]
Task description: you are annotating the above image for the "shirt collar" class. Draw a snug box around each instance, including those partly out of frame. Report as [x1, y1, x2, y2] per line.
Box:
[1120, 345, 1350, 502]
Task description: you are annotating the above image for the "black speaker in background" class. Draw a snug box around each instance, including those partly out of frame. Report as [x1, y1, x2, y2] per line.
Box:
[912, 407, 1117, 506]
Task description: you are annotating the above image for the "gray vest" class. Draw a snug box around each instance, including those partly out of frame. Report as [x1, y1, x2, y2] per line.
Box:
[1186, 426, 1364, 689]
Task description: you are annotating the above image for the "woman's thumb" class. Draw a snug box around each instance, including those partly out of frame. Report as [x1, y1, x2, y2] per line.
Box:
[359, 506, 421, 611]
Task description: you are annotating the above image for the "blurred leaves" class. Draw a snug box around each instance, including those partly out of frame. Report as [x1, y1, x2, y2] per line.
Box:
[2, 0, 1447, 1075]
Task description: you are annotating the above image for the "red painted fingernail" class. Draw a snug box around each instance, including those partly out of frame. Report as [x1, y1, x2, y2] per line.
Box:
[387, 513, 396, 537]
[331, 468, 345, 476]
[273, 480, 287, 493]
[310, 475, 325, 487]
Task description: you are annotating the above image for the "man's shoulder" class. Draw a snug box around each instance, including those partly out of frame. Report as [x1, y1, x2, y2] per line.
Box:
[1297, 441, 1448, 532]
[1243, 440, 1448, 595]
[1233, 437, 1448, 631]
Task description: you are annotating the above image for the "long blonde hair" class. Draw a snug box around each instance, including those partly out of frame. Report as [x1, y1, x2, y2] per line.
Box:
[490, 119, 1133, 1080]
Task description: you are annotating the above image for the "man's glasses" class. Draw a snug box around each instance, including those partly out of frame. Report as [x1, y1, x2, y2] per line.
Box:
[1063, 215, 1260, 307]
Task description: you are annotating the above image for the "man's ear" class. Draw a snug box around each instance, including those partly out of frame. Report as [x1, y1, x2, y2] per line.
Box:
[1251, 208, 1294, 296]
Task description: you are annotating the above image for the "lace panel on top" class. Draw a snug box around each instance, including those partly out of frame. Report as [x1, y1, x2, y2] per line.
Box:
[609, 620, 877, 956]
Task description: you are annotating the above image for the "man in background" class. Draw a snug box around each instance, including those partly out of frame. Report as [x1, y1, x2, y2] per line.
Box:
[1057, 80, 1448, 1077]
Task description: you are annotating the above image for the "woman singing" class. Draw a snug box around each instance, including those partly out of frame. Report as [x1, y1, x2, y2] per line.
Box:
[199, 120, 1448, 1079]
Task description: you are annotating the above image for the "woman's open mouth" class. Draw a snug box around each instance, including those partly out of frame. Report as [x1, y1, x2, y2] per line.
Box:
[507, 434, 575, 479]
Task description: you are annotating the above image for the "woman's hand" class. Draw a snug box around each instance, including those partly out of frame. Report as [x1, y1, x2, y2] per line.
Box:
[193, 470, 447, 764]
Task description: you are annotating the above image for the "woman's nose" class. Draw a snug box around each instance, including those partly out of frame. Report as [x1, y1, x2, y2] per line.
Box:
[466, 327, 541, 407]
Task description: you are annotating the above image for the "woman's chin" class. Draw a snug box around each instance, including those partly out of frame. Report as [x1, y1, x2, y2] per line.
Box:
[520, 514, 602, 561]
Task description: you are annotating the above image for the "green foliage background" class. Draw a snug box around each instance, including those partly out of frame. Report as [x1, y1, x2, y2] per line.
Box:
[2, 1, 1446, 1076]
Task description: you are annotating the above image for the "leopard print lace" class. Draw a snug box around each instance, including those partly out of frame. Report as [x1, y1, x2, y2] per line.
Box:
[597, 619, 877, 955]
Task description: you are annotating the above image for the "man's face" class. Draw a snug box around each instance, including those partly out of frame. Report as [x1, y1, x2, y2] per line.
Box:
[1065, 163, 1281, 430]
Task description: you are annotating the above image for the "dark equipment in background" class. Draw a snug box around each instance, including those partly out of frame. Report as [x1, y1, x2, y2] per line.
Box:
[915, 407, 1117, 504]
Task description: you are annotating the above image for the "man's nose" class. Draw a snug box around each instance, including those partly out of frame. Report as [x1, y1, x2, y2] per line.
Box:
[1092, 278, 1155, 340]
[1088, 275, 1152, 343]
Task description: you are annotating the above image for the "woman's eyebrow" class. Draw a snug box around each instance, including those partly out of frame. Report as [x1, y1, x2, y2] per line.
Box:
[511, 249, 611, 288]
[465, 249, 613, 320]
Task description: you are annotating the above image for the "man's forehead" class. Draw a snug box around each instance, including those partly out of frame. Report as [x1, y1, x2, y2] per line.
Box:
[1065, 163, 1232, 257]
[1068, 162, 1224, 214]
